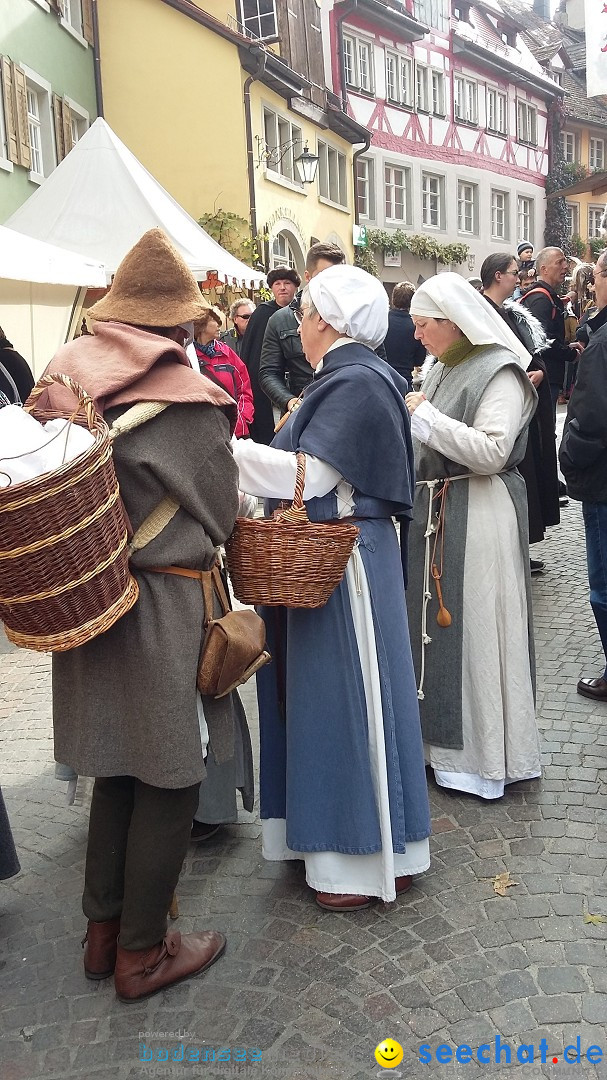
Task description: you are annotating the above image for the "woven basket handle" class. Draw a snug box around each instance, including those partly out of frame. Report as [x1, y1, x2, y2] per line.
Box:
[276, 451, 310, 524]
[24, 372, 97, 433]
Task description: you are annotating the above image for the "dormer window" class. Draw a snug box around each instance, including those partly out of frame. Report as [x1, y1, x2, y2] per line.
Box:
[452, 1, 470, 19]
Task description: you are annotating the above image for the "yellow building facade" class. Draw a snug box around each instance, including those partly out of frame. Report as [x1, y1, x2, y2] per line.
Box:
[96, 0, 365, 275]
[561, 122, 607, 250]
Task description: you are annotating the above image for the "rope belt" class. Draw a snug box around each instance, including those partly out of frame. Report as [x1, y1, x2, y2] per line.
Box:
[415, 472, 473, 701]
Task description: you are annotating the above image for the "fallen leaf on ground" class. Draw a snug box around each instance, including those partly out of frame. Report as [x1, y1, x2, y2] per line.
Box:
[584, 913, 607, 925]
[492, 871, 519, 896]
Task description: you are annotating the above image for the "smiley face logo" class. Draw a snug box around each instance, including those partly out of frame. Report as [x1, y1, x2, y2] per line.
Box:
[374, 1038, 404, 1069]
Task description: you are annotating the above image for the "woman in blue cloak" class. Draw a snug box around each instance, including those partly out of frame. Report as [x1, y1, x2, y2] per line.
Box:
[232, 264, 431, 910]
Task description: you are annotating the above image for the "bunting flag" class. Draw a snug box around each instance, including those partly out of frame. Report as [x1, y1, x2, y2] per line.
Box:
[586, 0, 607, 97]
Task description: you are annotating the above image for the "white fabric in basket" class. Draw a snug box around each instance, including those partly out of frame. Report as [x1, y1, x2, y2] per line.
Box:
[0, 405, 95, 488]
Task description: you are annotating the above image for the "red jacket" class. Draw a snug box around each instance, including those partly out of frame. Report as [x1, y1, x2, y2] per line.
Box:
[194, 339, 254, 437]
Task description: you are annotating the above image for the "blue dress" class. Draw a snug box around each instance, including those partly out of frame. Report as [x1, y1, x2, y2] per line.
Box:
[245, 342, 432, 900]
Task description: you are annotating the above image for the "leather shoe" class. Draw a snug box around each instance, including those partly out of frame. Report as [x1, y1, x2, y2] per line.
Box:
[395, 875, 413, 895]
[190, 821, 221, 842]
[114, 929, 226, 1002]
[577, 677, 607, 701]
[83, 918, 121, 980]
[315, 892, 372, 911]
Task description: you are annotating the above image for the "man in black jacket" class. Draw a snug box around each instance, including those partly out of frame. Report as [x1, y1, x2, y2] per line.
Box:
[520, 247, 583, 420]
[559, 250, 607, 701]
[239, 267, 300, 443]
[258, 242, 345, 420]
[384, 281, 426, 386]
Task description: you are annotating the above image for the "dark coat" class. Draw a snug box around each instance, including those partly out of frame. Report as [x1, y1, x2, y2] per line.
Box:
[487, 296, 560, 542]
[52, 402, 240, 789]
[259, 305, 312, 411]
[0, 788, 20, 880]
[383, 309, 425, 385]
[239, 300, 280, 443]
[219, 327, 244, 358]
[0, 338, 34, 403]
[560, 305, 607, 504]
[519, 280, 571, 388]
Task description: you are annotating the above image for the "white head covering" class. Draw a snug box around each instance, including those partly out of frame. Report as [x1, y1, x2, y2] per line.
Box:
[308, 264, 389, 350]
[410, 272, 532, 368]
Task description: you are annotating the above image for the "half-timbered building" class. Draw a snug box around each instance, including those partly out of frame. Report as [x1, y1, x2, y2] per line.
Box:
[326, 0, 564, 284]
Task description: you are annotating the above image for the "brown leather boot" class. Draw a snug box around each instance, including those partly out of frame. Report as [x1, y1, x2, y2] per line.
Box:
[395, 875, 413, 895]
[114, 929, 226, 1003]
[82, 918, 121, 980]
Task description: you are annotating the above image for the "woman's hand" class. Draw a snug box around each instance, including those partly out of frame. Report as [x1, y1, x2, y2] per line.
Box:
[528, 370, 544, 388]
[405, 391, 426, 415]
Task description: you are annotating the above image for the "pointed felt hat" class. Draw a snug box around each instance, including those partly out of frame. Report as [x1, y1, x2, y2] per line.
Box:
[88, 228, 209, 325]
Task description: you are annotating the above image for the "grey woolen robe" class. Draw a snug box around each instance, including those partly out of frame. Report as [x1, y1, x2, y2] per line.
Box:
[52, 401, 239, 789]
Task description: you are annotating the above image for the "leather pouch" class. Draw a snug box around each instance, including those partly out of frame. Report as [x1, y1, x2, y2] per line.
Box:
[197, 565, 271, 698]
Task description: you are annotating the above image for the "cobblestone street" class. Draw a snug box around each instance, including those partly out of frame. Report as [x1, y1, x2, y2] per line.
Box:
[2, 479, 607, 1079]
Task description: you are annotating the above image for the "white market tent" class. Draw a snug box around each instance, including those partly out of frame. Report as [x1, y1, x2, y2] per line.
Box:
[6, 117, 265, 288]
[0, 225, 106, 378]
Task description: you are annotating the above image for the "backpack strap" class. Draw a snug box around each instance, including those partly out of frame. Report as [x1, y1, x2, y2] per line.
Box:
[107, 401, 180, 556]
[520, 287, 557, 321]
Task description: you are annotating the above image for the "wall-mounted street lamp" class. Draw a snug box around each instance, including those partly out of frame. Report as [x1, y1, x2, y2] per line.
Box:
[255, 136, 319, 184]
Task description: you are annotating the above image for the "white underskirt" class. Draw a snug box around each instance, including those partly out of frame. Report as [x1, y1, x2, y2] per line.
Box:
[425, 474, 541, 800]
[262, 544, 430, 902]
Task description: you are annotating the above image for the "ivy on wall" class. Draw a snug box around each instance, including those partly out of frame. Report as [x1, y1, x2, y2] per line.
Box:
[364, 228, 469, 266]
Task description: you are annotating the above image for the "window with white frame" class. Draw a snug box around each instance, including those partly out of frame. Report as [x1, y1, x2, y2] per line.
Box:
[491, 188, 509, 239]
[385, 52, 413, 107]
[356, 157, 375, 219]
[431, 71, 445, 115]
[317, 140, 347, 207]
[263, 108, 302, 184]
[589, 206, 604, 238]
[67, 98, 88, 145]
[416, 65, 429, 112]
[454, 76, 478, 124]
[422, 172, 444, 228]
[590, 137, 604, 170]
[60, 0, 83, 36]
[487, 87, 507, 134]
[240, 0, 277, 39]
[0, 73, 8, 164]
[27, 86, 44, 176]
[271, 233, 297, 269]
[384, 163, 410, 222]
[517, 101, 537, 145]
[343, 33, 373, 93]
[565, 203, 579, 238]
[560, 130, 579, 163]
[517, 196, 533, 244]
[457, 181, 478, 234]
[414, 0, 448, 32]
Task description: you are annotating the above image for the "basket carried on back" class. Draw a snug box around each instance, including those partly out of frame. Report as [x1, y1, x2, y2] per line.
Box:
[0, 372, 139, 652]
[225, 452, 358, 609]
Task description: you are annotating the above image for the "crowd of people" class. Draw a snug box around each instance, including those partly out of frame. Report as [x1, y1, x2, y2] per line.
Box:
[2, 230, 607, 1006]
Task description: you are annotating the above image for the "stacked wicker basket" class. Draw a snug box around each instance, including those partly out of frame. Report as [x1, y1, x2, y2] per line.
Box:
[0, 373, 138, 652]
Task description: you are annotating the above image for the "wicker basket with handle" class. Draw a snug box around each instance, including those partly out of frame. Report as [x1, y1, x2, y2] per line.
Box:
[225, 452, 359, 608]
[0, 372, 139, 652]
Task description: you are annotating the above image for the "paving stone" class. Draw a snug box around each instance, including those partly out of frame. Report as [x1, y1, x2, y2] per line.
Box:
[536, 967, 588, 994]
[530, 996, 582, 1024]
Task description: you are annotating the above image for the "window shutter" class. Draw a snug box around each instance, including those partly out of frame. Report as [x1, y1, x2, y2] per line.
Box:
[82, 0, 94, 45]
[48, 0, 62, 12]
[13, 64, 31, 169]
[1, 57, 19, 164]
[61, 98, 73, 157]
[52, 92, 65, 162]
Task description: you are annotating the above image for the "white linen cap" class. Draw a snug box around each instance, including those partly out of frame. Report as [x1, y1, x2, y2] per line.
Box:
[410, 272, 532, 368]
[308, 264, 389, 350]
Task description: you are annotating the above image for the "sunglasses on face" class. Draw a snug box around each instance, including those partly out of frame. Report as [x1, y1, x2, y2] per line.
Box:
[236, 312, 252, 320]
